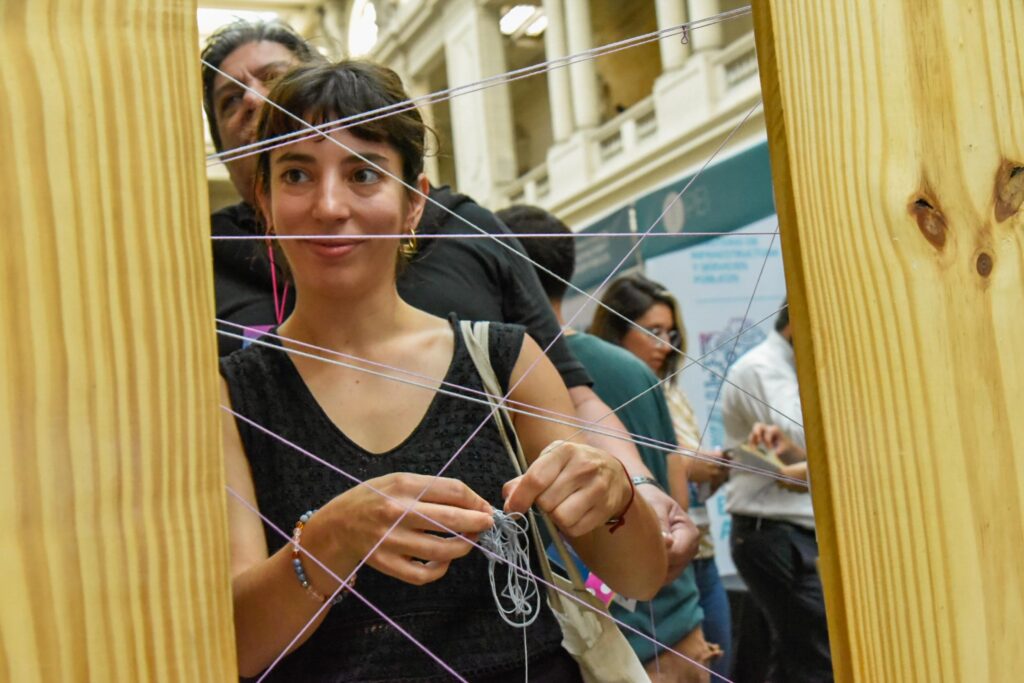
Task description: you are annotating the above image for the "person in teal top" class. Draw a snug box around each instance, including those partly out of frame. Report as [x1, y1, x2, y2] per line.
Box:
[498, 205, 721, 682]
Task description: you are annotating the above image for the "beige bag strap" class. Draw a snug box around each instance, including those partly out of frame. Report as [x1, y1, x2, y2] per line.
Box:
[458, 321, 589, 597]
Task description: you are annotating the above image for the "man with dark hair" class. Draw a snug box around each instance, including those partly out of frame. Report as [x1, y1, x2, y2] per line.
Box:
[491, 205, 577, 301]
[499, 205, 715, 682]
[720, 298, 831, 682]
[202, 20, 326, 205]
[203, 21, 698, 581]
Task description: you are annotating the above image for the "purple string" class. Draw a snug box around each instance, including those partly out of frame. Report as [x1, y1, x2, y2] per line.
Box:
[210, 49, 754, 683]
[210, 231, 782, 240]
[215, 317, 807, 489]
[224, 488, 468, 683]
[239, 290, 581, 679]
[223, 406, 734, 683]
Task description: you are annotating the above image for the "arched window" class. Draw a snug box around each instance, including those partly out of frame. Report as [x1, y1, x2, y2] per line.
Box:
[347, 0, 379, 56]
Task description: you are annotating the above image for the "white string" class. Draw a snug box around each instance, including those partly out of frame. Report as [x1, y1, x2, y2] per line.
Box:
[223, 409, 734, 683]
[204, 54, 796, 429]
[216, 327, 806, 488]
[479, 509, 540, 683]
[479, 510, 541, 628]
[210, 230, 781, 240]
[203, 14, 781, 678]
[649, 600, 661, 676]
[207, 6, 753, 167]
[216, 299, 795, 484]
[696, 230, 779, 451]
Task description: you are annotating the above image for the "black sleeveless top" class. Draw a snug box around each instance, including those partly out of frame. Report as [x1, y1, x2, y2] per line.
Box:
[220, 318, 578, 682]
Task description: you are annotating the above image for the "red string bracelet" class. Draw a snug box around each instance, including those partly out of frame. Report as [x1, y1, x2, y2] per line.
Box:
[604, 460, 635, 534]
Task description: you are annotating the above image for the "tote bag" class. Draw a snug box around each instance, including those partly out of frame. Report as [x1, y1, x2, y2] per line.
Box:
[459, 320, 649, 683]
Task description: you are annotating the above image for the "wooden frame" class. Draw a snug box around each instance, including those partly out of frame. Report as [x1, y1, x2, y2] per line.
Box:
[754, 1, 1024, 680]
[0, 2, 235, 679]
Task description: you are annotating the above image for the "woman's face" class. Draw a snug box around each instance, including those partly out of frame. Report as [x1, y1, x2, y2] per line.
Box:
[261, 128, 426, 297]
[621, 302, 678, 375]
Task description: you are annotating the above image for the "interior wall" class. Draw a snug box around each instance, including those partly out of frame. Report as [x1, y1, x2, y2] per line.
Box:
[719, 0, 754, 46]
[590, 0, 661, 121]
[507, 39, 554, 176]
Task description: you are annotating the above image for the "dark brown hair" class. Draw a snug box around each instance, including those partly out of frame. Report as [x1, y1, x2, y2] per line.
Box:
[589, 274, 688, 380]
[200, 19, 325, 152]
[253, 60, 425, 200]
[253, 61, 428, 279]
[496, 205, 575, 301]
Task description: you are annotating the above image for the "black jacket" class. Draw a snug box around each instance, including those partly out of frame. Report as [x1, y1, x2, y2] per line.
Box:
[210, 186, 590, 387]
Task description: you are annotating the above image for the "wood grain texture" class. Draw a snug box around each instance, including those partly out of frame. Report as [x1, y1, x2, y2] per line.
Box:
[0, 1, 236, 680]
[754, 1, 1024, 681]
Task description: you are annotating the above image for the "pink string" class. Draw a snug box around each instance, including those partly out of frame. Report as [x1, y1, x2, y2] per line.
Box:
[210, 230, 782, 241]
[267, 243, 289, 326]
[215, 313, 808, 489]
[223, 488, 468, 683]
[223, 406, 732, 683]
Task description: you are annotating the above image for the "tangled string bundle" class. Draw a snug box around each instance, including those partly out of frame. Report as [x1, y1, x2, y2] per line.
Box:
[479, 510, 541, 628]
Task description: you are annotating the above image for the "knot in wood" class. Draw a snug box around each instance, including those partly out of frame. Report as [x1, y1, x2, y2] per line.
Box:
[909, 195, 947, 249]
[976, 252, 993, 277]
[994, 161, 1024, 223]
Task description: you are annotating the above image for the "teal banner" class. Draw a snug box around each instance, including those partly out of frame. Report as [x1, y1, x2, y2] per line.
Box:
[572, 206, 639, 290]
[572, 142, 775, 290]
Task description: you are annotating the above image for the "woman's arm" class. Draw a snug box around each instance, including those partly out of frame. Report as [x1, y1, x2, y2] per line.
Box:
[504, 337, 666, 600]
[568, 385, 695, 583]
[222, 381, 340, 676]
[221, 382, 493, 677]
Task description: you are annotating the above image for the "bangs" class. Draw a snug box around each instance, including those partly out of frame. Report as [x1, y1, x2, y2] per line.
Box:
[259, 65, 405, 148]
[254, 61, 425, 193]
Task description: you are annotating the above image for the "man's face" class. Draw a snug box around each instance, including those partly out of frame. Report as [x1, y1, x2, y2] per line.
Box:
[211, 40, 298, 204]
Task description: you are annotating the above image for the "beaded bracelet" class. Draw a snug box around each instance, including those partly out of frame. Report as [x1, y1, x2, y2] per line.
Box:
[291, 509, 353, 605]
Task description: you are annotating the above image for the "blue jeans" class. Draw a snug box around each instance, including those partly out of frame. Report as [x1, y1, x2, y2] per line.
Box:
[694, 557, 732, 678]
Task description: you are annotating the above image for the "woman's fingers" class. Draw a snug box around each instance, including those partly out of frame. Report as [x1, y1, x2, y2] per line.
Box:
[504, 441, 629, 536]
[398, 474, 493, 515]
[503, 454, 561, 513]
[548, 491, 602, 537]
[365, 473, 494, 534]
[374, 553, 452, 586]
[407, 502, 494, 535]
[385, 527, 477, 563]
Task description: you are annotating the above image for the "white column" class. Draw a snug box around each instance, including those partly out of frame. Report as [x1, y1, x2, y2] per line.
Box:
[563, 0, 600, 129]
[542, 0, 574, 142]
[687, 0, 724, 52]
[443, 0, 517, 202]
[655, 0, 690, 71]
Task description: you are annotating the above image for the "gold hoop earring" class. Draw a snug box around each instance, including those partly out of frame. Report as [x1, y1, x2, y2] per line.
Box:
[399, 228, 419, 258]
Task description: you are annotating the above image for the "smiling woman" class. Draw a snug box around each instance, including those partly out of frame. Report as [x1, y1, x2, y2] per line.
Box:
[218, 61, 666, 681]
[251, 61, 429, 293]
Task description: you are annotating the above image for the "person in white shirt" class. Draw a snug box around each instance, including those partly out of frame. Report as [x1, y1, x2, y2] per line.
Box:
[720, 303, 833, 682]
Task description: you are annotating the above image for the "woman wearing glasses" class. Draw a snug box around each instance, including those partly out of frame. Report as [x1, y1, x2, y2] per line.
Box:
[591, 273, 732, 678]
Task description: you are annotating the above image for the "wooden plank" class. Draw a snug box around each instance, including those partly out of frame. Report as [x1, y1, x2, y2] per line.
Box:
[753, 1, 1024, 680]
[0, 1, 235, 680]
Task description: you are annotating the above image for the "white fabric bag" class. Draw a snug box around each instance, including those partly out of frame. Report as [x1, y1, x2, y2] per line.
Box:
[459, 320, 649, 683]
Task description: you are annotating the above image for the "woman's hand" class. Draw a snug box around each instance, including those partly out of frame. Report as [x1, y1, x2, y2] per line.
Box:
[312, 473, 494, 586]
[502, 440, 632, 538]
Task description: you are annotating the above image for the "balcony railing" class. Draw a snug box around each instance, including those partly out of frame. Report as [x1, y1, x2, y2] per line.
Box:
[500, 30, 760, 209]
